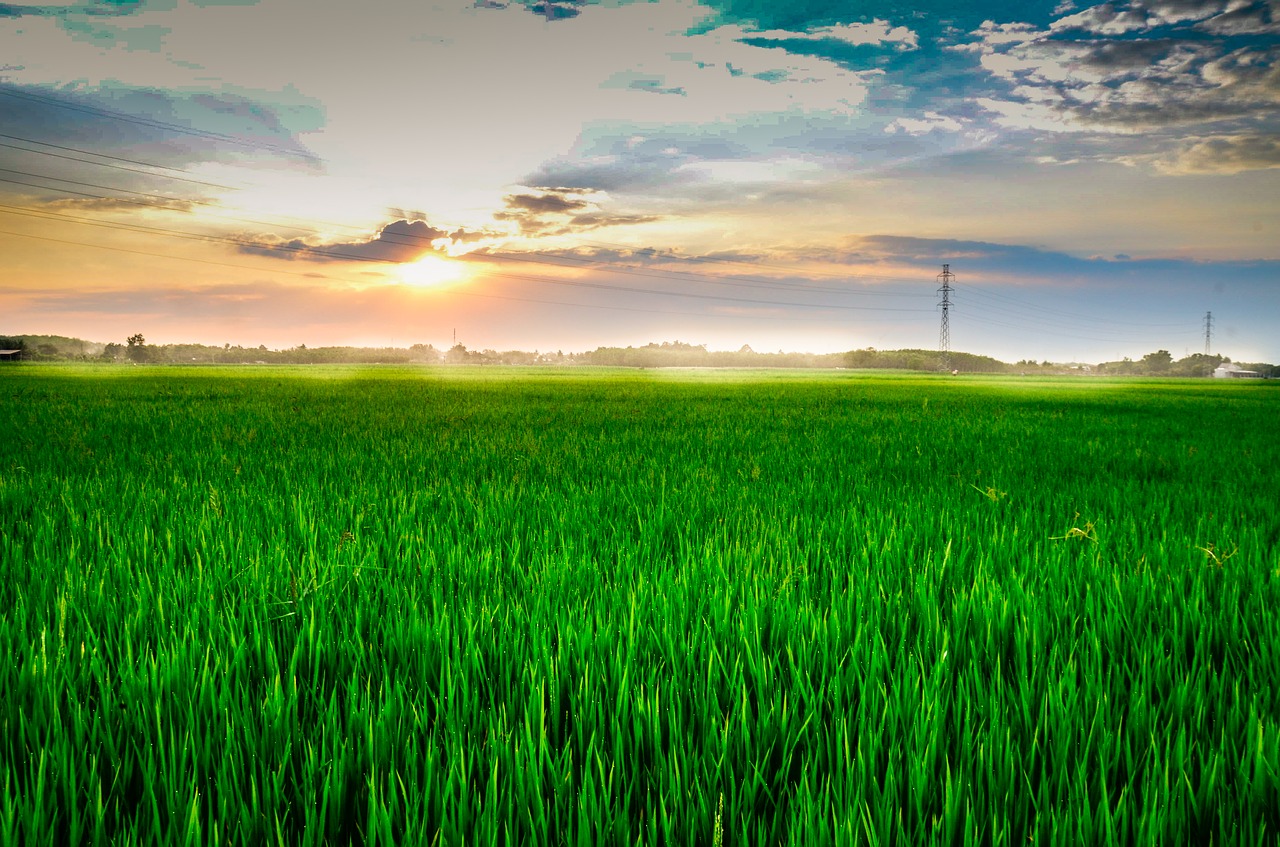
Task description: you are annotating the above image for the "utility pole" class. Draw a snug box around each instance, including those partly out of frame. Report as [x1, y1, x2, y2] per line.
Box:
[937, 264, 954, 371]
[1204, 311, 1213, 355]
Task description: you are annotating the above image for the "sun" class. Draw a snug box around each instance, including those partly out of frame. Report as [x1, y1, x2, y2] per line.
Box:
[396, 255, 471, 289]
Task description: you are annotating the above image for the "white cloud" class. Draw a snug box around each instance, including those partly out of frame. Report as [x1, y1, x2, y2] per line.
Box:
[969, 20, 1047, 47]
[1145, 0, 1225, 26]
[961, 0, 1280, 145]
[1155, 134, 1280, 174]
[1051, 2, 1152, 34]
[1, 0, 893, 227]
[886, 111, 963, 134]
[975, 96, 1087, 132]
[750, 19, 919, 50]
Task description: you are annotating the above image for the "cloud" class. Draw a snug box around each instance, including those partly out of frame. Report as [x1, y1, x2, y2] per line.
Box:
[566, 211, 661, 229]
[39, 196, 195, 213]
[525, 154, 695, 194]
[1156, 133, 1280, 173]
[236, 219, 481, 263]
[845, 233, 1280, 283]
[966, 20, 1047, 47]
[0, 3, 82, 17]
[1050, 2, 1151, 34]
[503, 192, 590, 215]
[886, 110, 964, 134]
[528, 1, 580, 21]
[493, 188, 660, 235]
[749, 19, 919, 51]
[1196, 0, 1280, 34]
[960, 0, 1280, 164]
[601, 71, 687, 96]
[1143, 0, 1226, 26]
[0, 80, 322, 171]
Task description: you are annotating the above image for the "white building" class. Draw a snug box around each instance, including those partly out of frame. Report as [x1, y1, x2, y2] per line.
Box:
[1213, 363, 1261, 378]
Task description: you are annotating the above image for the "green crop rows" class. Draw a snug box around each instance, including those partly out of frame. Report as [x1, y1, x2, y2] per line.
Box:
[2, 366, 1278, 845]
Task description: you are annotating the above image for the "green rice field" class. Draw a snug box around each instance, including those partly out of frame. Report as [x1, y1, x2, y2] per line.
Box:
[2, 365, 1278, 845]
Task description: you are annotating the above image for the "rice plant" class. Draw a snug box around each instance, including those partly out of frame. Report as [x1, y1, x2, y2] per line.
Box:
[1, 366, 1277, 845]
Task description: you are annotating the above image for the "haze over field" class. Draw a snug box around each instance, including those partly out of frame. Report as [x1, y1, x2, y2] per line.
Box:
[1, 0, 1277, 362]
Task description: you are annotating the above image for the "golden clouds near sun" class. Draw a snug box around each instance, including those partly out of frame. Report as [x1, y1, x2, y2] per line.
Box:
[396, 255, 471, 289]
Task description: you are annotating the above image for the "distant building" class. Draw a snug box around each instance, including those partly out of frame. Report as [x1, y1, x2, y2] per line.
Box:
[0, 349, 23, 362]
[1213, 363, 1261, 378]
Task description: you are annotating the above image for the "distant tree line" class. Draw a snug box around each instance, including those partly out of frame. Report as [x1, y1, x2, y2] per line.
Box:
[3, 334, 1275, 375]
[1095, 350, 1278, 378]
[845, 348, 1016, 373]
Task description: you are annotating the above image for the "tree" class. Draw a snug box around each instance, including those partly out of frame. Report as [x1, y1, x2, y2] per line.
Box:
[125, 333, 150, 363]
[1141, 349, 1172, 374]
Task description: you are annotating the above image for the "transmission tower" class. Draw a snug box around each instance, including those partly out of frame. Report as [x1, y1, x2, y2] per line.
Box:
[937, 264, 954, 370]
[1204, 311, 1213, 355]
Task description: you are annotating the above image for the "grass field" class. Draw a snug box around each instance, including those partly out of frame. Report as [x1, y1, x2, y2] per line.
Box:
[2, 365, 1278, 845]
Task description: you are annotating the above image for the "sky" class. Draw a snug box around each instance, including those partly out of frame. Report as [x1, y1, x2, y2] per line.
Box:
[1, 0, 1277, 363]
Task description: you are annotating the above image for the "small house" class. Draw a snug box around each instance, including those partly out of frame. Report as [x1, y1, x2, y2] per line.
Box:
[1213, 363, 1261, 379]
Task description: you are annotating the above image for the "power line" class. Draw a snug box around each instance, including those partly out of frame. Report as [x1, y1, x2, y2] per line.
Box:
[0, 226, 928, 325]
[0, 133, 237, 187]
[0, 104, 1217, 350]
[0, 167, 937, 305]
[0, 205, 934, 315]
[0, 169, 335, 235]
[961, 311, 1203, 345]
[0, 89, 320, 164]
[960, 283, 1198, 329]
[0, 180, 1200, 345]
[471, 248, 934, 299]
[953, 293, 1196, 339]
[6, 128, 939, 293]
[563, 236, 923, 285]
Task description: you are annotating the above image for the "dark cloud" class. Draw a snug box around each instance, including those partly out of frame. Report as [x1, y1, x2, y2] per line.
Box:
[1071, 37, 1184, 70]
[1138, 0, 1224, 25]
[1051, 2, 1150, 33]
[492, 189, 661, 235]
[525, 159, 690, 193]
[1063, 42, 1280, 129]
[504, 193, 589, 215]
[961, 0, 1280, 160]
[528, 1, 580, 20]
[236, 219, 483, 263]
[1196, 0, 1279, 35]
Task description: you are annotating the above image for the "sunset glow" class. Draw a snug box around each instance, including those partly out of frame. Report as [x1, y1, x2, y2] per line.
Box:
[0, 0, 1276, 361]
[395, 256, 472, 290]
